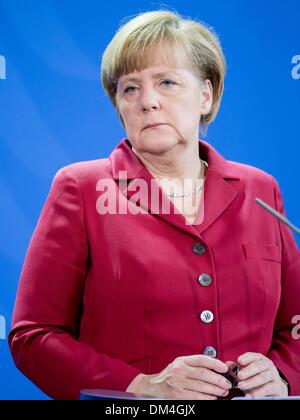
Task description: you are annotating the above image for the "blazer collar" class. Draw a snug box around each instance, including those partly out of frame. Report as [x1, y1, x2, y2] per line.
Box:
[109, 138, 240, 237]
[110, 138, 240, 181]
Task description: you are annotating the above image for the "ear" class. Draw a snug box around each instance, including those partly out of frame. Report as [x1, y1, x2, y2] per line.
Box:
[200, 79, 213, 116]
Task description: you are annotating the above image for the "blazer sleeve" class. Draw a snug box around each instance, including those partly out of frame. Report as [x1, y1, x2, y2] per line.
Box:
[267, 177, 300, 395]
[8, 167, 142, 400]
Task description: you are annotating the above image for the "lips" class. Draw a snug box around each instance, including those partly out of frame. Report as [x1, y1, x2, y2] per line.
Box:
[143, 123, 166, 130]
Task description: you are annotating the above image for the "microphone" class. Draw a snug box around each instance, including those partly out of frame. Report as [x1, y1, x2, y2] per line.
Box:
[255, 198, 300, 235]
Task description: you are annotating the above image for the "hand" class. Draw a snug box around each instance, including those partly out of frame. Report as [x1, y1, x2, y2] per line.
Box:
[126, 355, 232, 400]
[236, 352, 289, 397]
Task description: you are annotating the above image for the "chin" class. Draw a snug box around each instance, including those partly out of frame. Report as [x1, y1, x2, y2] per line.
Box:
[140, 134, 178, 154]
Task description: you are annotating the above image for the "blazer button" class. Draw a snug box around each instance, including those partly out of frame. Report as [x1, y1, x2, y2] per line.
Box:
[198, 273, 212, 287]
[200, 310, 214, 324]
[203, 346, 217, 358]
[192, 243, 206, 255]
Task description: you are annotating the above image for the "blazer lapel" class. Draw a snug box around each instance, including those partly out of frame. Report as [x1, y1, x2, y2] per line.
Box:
[194, 168, 238, 235]
[109, 138, 240, 238]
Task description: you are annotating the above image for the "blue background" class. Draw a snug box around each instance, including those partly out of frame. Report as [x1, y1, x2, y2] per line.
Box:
[0, 0, 299, 399]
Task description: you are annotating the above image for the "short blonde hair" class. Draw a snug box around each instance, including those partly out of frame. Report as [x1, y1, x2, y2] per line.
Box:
[101, 10, 226, 127]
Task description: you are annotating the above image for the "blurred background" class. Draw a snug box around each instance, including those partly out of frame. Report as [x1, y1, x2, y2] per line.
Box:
[0, 0, 299, 399]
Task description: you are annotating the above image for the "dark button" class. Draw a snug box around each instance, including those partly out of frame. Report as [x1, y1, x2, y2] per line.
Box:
[203, 346, 217, 358]
[192, 243, 206, 255]
[198, 273, 212, 287]
[200, 310, 214, 324]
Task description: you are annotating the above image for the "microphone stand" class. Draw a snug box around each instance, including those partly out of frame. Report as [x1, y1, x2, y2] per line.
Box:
[255, 198, 300, 235]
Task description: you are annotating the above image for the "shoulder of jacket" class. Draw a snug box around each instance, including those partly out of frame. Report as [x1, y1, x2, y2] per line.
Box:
[53, 157, 111, 184]
[227, 160, 276, 186]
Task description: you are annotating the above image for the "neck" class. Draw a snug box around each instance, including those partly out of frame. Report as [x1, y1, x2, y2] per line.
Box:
[131, 140, 202, 184]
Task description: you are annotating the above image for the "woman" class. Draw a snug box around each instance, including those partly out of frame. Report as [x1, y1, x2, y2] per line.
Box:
[9, 10, 300, 400]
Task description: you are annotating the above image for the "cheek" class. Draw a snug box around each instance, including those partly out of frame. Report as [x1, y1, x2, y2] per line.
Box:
[172, 104, 197, 128]
[123, 115, 140, 140]
[119, 108, 134, 129]
[182, 100, 201, 126]
[126, 116, 139, 131]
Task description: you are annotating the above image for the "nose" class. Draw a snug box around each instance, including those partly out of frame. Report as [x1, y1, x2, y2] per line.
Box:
[139, 86, 160, 113]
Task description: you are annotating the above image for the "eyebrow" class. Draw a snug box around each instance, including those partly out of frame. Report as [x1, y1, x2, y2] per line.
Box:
[121, 71, 180, 84]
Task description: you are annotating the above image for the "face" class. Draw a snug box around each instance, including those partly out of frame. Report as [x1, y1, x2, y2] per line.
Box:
[116, 64, 213, 156]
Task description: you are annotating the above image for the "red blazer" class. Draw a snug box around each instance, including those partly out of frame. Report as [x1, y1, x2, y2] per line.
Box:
[9, 139, 300, 399]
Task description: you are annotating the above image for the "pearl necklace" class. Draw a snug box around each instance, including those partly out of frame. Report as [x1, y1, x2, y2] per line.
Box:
[166, 160, 208, 198]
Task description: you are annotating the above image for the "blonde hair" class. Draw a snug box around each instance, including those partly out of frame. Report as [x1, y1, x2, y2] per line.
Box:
[101, 10, 226, 127]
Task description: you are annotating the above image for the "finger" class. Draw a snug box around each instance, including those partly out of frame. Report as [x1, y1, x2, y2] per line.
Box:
[245, 381, 282, 398]
[184, 378, 230, 398]
[238, 370, 273, 391]
[186, 366, 232, 390]
[237, 352, 263, 366]
[225, 360, 236, 370]
[238, 359, 270, 381]
[184, 355, 228, 373]
[164, 376, 219, 400]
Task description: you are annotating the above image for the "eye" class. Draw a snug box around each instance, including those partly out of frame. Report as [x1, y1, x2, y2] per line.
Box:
[123, 79, 177, 94]
[160, 79, 177, 87]
[124, 86, 137, 94]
